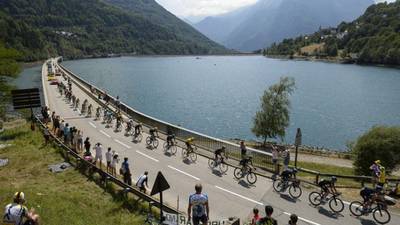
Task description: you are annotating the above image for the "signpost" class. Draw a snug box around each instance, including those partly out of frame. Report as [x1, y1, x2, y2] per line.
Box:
[294, 128, 302, 168]
[11, 88, 41, 130]
[150, 171, 170, 224]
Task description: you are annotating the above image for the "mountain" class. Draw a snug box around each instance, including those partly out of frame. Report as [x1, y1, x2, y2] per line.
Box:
[194, 0, 374, 52]
[265, 1, 400, 65]
[0, 0, 226, 61]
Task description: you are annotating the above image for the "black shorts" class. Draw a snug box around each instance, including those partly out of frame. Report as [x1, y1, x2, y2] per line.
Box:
[192, 215, 207, 225]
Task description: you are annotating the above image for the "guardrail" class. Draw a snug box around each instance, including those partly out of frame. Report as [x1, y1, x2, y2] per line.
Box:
[55, 59, 275, 174]
[33, 113, 180, 215]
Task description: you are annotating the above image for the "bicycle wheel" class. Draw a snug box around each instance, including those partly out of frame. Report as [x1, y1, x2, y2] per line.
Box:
[373, 207, 391, 224]
[309, 192, 322, 206]
[146, 137, 152, 146]
[234, 168, 243, 179]
[247, 172, 257, 184]
[189, 152, 197, 162]
[153, 139, 159, 148]
[273, 180, 283, 192]
[163, 142, 169, 151]
[219, 163, 228, 173]
[208, 159, 216, 168]
[329, 197, 344, 213]
[181, 148, 187, 158]
[349, 201, 364, 217]
[289, 185, 302, 198]
[170, 145, 177, 154]
[135, 133, 143, 142]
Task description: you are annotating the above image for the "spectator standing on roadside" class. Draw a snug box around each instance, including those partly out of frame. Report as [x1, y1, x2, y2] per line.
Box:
[93, 143, 103, 169]
[251, 208, 260, 225]
[272, 145, 279, 177]
[288, 214, 298, 225]
[120, 157, 132, 185]
[188, 183, 209, 225]
[257, 205, 277, 225]
[43, 126, 50, 145]
[111, 153, 119, 176]
[84, 137, 91, 155]
[52, 116, 59, 134]
[136, 171, 149, 193]
[59, 120, 64, 138]
[240, 141, 247, 159]
[105, 147, 112, 173]
[77, 130, 83, 152]
[281, 147, 290, 171]
[63, 123, 69, 144]
[370, 160, 381, 187]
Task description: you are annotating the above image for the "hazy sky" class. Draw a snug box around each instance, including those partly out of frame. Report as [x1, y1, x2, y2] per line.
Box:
[156, 0, 395, 19]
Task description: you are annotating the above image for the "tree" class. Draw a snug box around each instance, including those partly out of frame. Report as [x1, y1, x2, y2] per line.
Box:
[252, 77, 296, 146]
[352, 126, 400, 175]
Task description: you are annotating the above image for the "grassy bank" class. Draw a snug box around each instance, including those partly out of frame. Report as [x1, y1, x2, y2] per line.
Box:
[0, 123, 145, 225]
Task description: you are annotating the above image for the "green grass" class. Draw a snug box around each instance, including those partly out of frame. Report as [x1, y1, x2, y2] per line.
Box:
[0, 124, 145, 225]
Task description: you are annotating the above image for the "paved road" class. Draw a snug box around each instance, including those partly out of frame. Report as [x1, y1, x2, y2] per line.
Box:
[42, 59, 399, 225]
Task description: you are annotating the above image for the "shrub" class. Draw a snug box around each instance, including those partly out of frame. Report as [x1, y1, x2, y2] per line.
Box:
[352, 126, 400, 175]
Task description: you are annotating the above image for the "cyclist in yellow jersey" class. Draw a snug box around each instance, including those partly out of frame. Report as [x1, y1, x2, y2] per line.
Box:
[185, 137, 194, 150]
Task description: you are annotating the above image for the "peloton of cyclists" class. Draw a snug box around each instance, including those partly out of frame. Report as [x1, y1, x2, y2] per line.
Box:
[318, 176, 339, 200]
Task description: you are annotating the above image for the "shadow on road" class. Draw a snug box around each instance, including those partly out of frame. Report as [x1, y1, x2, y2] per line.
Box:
[212, 169, 223, 177]
[237, 180, 251, 189]
[318, 206, 342, 219]
[279, 193, 297, 203]
[360, 218, 378, 225]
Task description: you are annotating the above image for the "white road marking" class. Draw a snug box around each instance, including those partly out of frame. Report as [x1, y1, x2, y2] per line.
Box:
[114, 139, 131, 149]
[88, 122, 97, 128]
[283, 212, 321, 225]
[136, 150, 159, 162]
[100, 130, 111, 138]
[168, 165, 200, 181]
[214, 186, 264, 206]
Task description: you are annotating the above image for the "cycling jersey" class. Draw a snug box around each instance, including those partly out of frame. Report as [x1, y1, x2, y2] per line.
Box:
[149, 129, 157, 137]
[134, 125, 142, 134]
[360, 187, 376, 202]
[318, 180, 333, 192]
[189, 193, 208, 218]
[215, 148, 225, 156]
[281, 169, 295, 181]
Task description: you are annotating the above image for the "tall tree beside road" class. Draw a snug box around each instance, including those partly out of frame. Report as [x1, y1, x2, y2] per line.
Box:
[252, 77, 295, 146]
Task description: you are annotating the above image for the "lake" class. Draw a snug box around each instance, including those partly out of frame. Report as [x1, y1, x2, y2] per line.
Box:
[55, 56, 399, 150]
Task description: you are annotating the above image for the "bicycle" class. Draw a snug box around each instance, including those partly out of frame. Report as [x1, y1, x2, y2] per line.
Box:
[163, 141, 177, 155]
[272, 177, 302, 198]
[234, 165, 257, 184]
[132, 132, 143, 143]
[208, 156, 228, 173]
[309, 191, 344, 213]
[349, 199, 391, 224]
[146, 135, 159, 149]
[181, 145, 198, 162]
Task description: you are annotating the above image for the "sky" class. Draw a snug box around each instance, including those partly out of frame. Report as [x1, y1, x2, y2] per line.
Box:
[156, 0, 396, 22]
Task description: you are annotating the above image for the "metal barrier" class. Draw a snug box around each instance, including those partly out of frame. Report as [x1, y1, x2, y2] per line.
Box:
[56, 60, 275, 173]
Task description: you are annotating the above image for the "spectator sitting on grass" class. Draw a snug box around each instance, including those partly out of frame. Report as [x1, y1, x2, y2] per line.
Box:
[3, 192, 39, 225]
[288, 214, 298, 225]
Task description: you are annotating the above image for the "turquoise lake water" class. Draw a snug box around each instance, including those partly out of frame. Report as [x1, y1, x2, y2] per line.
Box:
[41, 56, 400, 150]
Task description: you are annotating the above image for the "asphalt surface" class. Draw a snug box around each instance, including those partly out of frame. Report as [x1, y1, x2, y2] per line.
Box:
[42, 59, 399, 225]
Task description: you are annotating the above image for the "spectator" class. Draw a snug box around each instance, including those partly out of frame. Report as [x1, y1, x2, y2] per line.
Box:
[105, 147, 112, 173]
[77, 130, 83, 152]
[52, 116, 60, 134]
[281, 147, 290, 171]
[93, 143, 103, 169]
[63, 123, 69, 144]
[271, 145, 279, 177]
[240, 141, 247, 159]
[370, 160, 381, 187]
[257, 205, 277, 225]
[251, 208, 260, 225]
[136, 171, 149, 193]
[59, 120, 65, 138]
[188, 183, 209, 225]
[111, 153, 119, 176]
[120, 157, 132, 185]
[84, 137, 91, 155]
[51, 111, 56, 123]
[3, 192, 28, 225]
[43, 126, 50, 145]
[288, 214, 298, 225]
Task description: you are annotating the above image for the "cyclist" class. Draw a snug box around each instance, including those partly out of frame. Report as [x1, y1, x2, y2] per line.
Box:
[126, 119, 133, 133]
[87, 104, 93, 116]
[185, 137, 195, 157]
[75, 98, 80, 109]
[149, 127, 158, 141]
[214, 146, 226, 164]
[239, 156, 254, 172]
[360, 185, 385, 212]
[318, 176, 338, 200]
[95, 106, 101, 119]
[134, 123, 142, 136]
[166, 134, 176, 146]
[281, 168, 297, 183]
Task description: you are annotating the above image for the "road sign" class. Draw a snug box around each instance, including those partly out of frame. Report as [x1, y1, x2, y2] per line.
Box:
[11, 88, 41, 110]
[151, 171, 170, 195]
